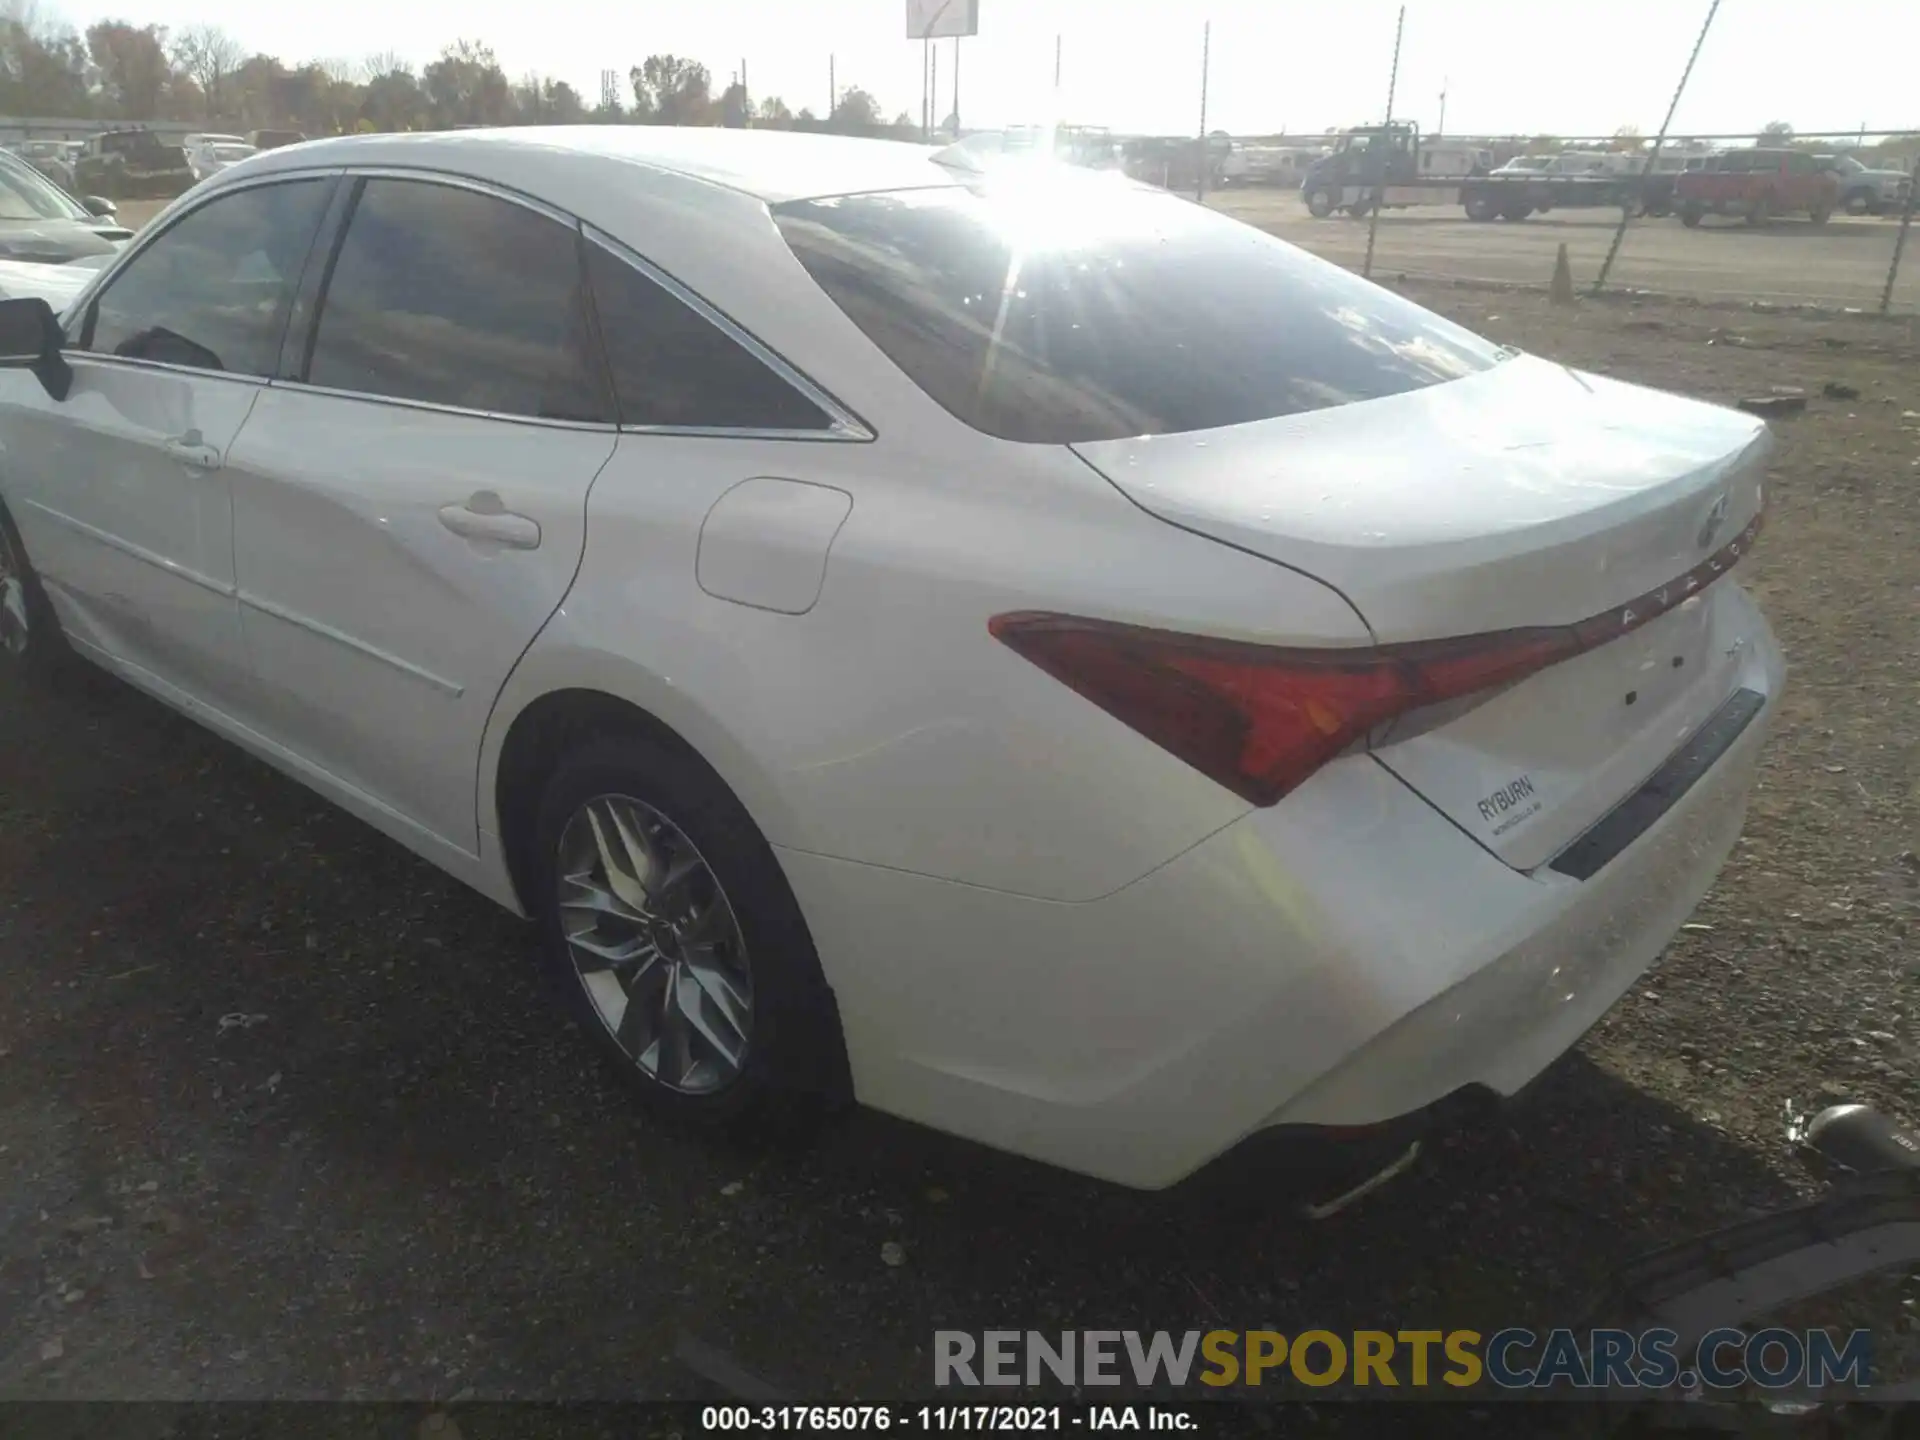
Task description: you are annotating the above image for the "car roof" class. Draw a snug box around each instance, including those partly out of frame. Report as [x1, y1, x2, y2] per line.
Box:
[238, 126, 964, 204]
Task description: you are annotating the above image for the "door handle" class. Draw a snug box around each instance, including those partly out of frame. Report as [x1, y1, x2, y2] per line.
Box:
[438, 492, 541, 550]
[164, 429, 221, 470]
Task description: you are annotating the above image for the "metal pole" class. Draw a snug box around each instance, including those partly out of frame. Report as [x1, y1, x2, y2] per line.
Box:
[1880, 150, 1920, 316]
[952, 37, 961, 137]
[1196, 20, 1211, 203]
[1592, 0, 1721, 295]
[1437, 78, 1447, 136]
[829, 55, 835, 120]
[1362, 7, 1404, 280]
[1054, 34, 1062, 93]
[922, 36, 930, 137]
[932, 42, 940, 138]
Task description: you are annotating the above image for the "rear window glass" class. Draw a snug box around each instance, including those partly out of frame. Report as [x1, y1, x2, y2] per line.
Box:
[773, 179, 1504, 444]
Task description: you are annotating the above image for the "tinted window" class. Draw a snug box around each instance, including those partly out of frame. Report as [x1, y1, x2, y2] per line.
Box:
[773, 180, 1504, 444]
[583, 241, 831, 431]
[305, 179, 609, 422]
[1787, 152, 1816, 174]
[0, 151, 85, 221]
[85, 178, 329, 375]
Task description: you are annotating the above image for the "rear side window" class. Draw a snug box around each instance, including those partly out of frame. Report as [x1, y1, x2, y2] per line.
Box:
[773, 180, 1503, 444]
[582, 240, 833, 431]
[304, 178, 609, 422]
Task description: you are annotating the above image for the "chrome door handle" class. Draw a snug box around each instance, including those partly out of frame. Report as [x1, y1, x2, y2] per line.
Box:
[438, 492, 541, 550]
[164, 430, 221, 470]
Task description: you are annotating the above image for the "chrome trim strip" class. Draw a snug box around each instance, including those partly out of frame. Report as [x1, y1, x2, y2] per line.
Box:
[21, 498, 236, 598]
[262, 378, 619, 434]
[333, 164, 580, 229]
[67, 353, 271, 387]
[581, 223, 875, 442]
[238, 590, 466, 698]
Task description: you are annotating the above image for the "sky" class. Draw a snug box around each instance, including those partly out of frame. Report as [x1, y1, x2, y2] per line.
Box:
[42, 0, 1920, 141]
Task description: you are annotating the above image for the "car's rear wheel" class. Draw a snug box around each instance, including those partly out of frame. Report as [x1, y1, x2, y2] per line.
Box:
[1809, 202, 1833, 226]
[1745, 193, 1772, 227]
[1463, 193, 1498, 222]
[529, 731, 849, 1131]
[1679, 204, 1704, 227]
[1304, 185, 1338, 218]
[1844, 188, 1875, 216]
[0, 500, 67, 681]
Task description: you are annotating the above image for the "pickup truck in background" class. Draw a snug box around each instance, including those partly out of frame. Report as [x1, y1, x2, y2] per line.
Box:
[1815, 153, 1915, 216]
[1674, 148, 1837, 226]
[72, 129, 196, 200]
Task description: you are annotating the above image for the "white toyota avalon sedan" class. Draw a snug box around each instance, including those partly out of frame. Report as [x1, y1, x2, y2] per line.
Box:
[0, 128, 1782, 1188]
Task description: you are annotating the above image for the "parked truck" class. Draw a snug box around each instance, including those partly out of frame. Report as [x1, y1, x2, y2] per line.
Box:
[1674, 148, 1837, 226]
[1300, 122, 1491, 217]
[1302, 122, 1679, 221]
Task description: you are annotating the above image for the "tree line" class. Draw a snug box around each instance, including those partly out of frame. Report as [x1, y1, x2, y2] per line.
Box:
[0, 5, 918, 139]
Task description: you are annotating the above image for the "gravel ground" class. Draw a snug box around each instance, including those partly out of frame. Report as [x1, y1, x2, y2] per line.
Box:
[1, 287, 1917, 1406]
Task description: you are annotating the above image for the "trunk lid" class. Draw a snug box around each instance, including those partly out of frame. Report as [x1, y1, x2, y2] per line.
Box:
[1071, 355, 1774, 870]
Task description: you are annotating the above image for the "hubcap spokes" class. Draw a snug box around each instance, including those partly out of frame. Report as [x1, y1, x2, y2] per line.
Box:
[556, 795, 753, 1095]
[0, 530, 29, 658]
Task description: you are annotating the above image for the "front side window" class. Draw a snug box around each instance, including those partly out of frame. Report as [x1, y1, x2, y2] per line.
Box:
[303, 178, 608, 422]
[774, 177, 1504, 445]
[83, 177, 330, 375]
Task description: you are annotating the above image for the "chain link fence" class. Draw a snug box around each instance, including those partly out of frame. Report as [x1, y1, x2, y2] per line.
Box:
[1188, 127, 1917, 318]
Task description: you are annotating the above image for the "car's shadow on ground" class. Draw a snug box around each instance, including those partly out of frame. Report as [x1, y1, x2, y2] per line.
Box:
[0, 665, 1810, 1400]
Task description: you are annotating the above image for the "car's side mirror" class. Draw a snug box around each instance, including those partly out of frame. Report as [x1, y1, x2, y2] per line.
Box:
[0, 297, 73, 401]
[81, 195, 117, 218]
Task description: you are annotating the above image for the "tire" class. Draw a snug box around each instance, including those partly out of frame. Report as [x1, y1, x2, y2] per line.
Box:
[1500, 203, 1532, 222]
[1745, 193, 1772, 227]
[1305, 185, 1338, 218]
[1345, 197, 1374, 219]
[528, 730, 849, 1133]
[1810, 203, 1833, 226]
[1844, 188, 1874, 216]
[0, 498, 69, 681]
[1463, 193, 1498, 222]
[1680, 204, 1704, 228]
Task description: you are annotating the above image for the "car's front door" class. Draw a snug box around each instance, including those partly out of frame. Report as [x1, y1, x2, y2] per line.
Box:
[0, 175, 333, 711]
[226, 175, 617, 852]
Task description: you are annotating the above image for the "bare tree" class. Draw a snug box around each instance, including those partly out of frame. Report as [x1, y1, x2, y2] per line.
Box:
[362, 49, 410, 82]
[171, 23, 243, 119]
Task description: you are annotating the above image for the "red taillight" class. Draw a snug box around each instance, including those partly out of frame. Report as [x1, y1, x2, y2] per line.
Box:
[990, 509, 1765, 807]
[988, 613, 1577, 806]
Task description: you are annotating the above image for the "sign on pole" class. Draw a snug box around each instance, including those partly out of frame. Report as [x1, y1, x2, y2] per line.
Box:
[906, 0, 979, 40]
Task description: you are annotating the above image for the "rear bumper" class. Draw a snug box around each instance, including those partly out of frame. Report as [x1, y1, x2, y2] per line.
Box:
[783, 587, 1783, 1189]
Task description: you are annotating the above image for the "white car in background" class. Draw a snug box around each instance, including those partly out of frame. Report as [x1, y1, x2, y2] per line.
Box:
[182, 132, 257, 182]
[0, 129, 1783, 1188]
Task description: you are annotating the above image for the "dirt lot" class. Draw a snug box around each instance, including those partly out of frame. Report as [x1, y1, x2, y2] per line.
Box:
[1210, 190, 1920, 314]
[1, 285, 1918, 1406]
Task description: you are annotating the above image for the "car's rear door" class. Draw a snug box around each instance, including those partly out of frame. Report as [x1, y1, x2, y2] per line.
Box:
[0, 174, 333, 712]
[225, 173, 617, 853]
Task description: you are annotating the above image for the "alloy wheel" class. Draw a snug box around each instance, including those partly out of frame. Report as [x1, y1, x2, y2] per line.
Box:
[0, 523, 30, 659]
[555, 794, 754, 1095]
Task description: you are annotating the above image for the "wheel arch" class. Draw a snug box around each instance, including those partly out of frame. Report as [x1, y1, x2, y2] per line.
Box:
[480, 648, 804, 916]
